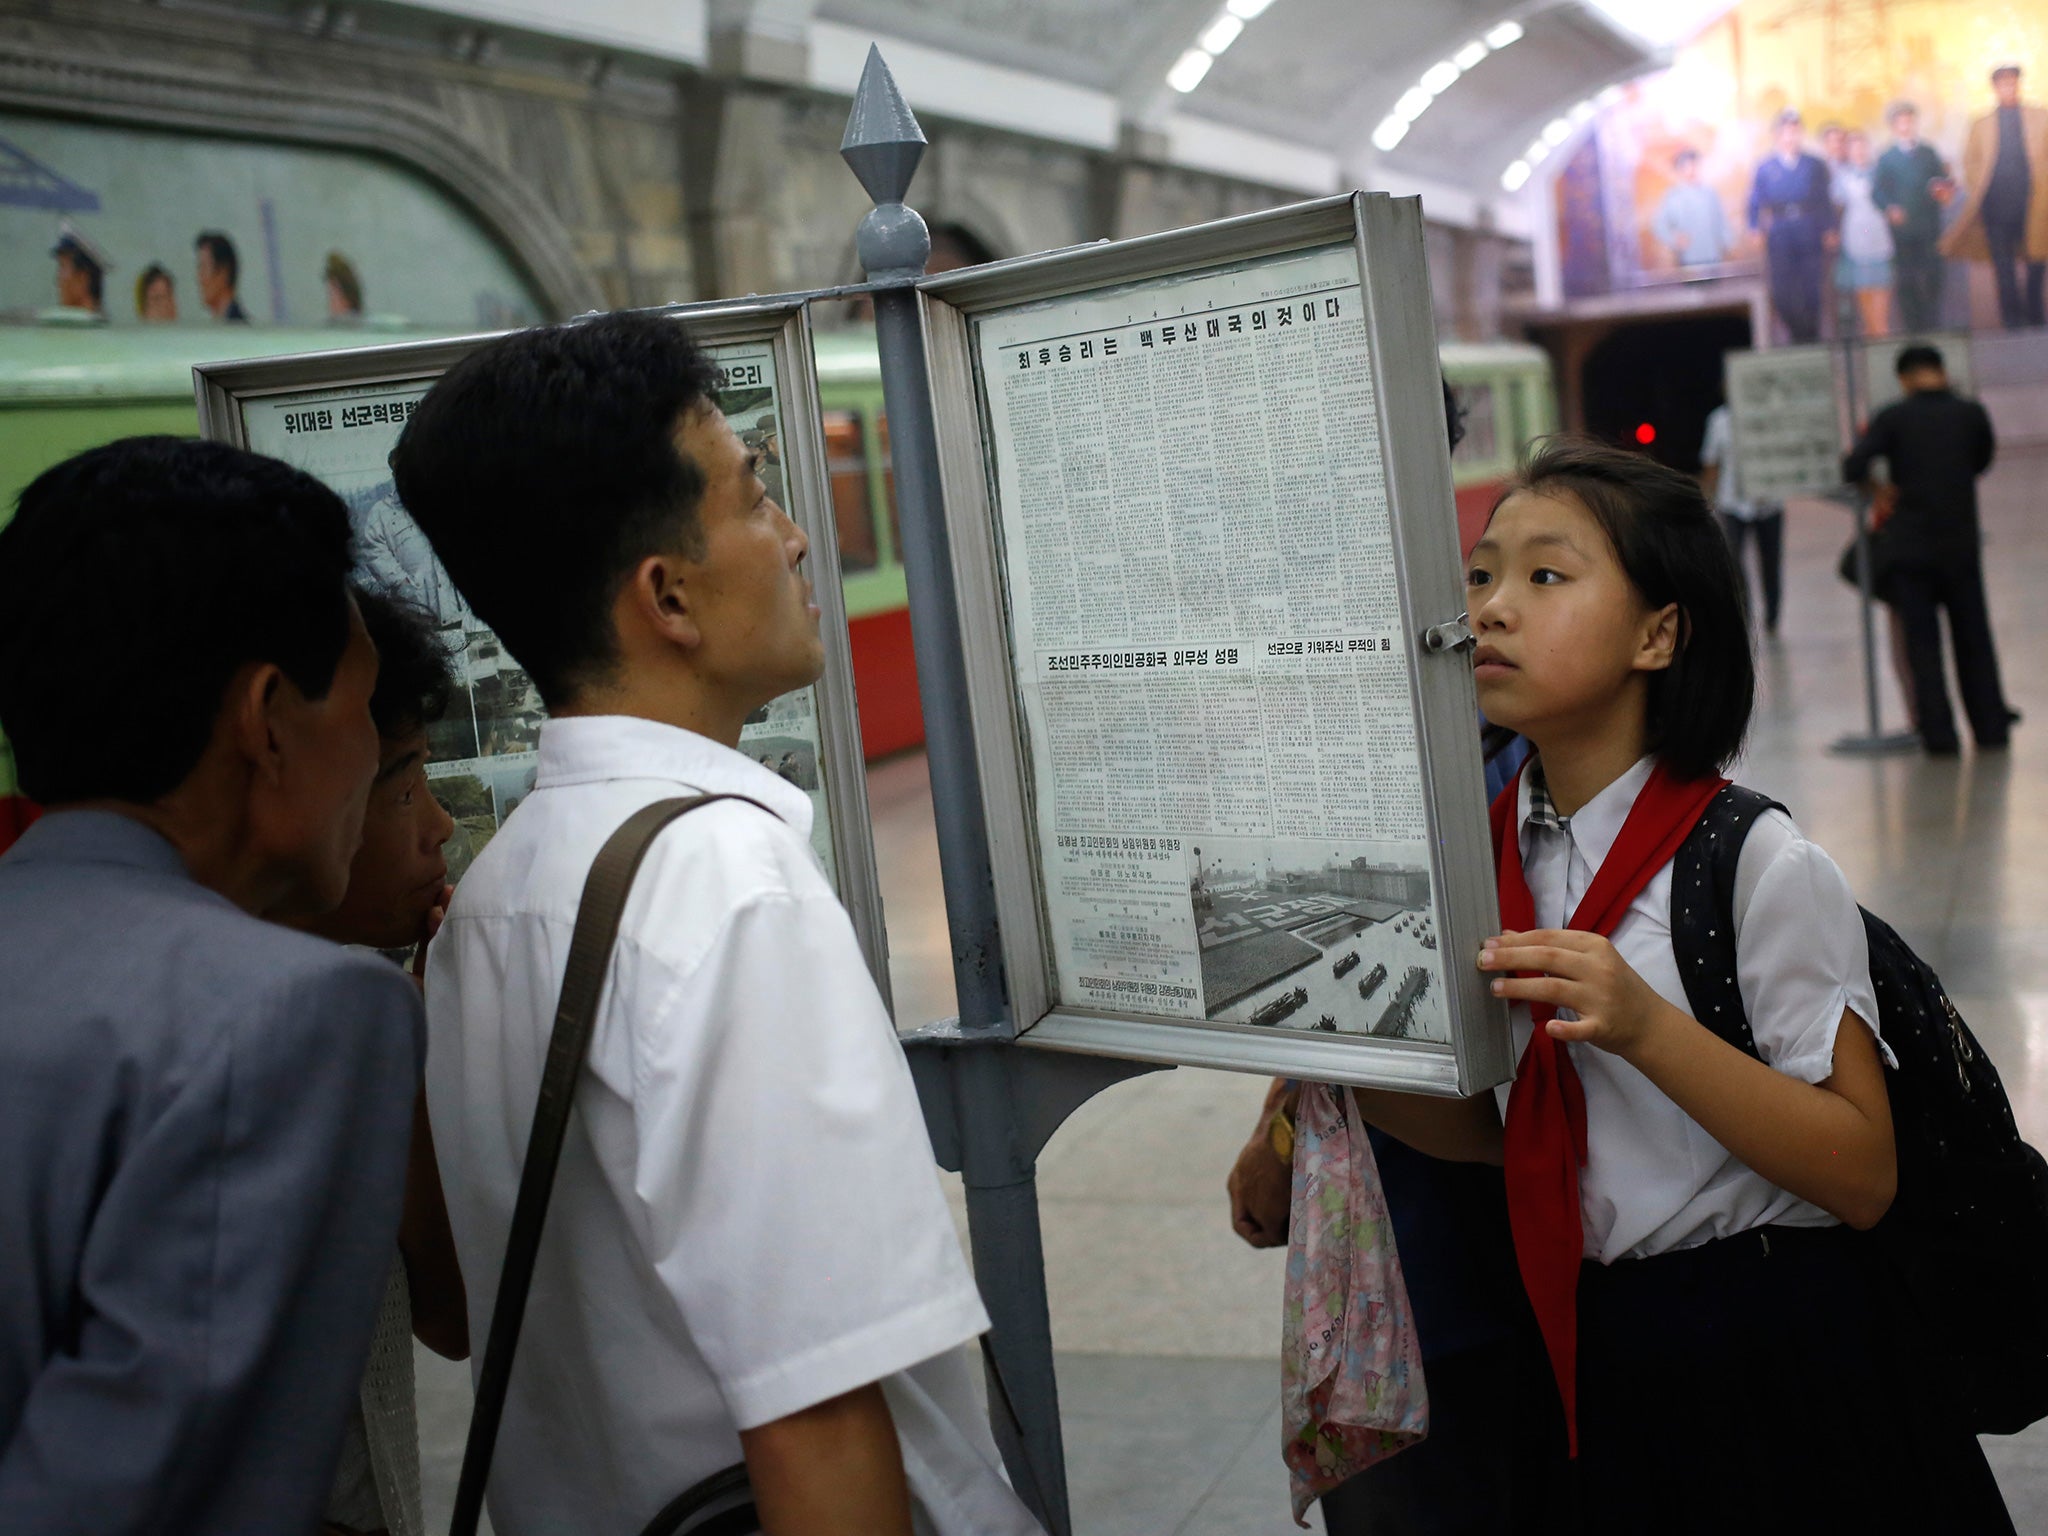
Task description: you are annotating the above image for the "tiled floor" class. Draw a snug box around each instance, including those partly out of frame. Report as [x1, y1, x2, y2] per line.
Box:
[418, 442, 2048, 1533]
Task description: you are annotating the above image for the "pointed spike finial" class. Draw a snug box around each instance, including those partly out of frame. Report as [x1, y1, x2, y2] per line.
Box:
[840, 44, 926, 207]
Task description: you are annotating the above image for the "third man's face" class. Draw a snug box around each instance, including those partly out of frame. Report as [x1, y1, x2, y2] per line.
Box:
[673, 405, 823, 712]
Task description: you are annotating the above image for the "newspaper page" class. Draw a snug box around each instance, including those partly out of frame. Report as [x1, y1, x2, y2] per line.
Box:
[239, 339, 838, 883]
[972, 242, 1451, 1044]
[1725, 346, 1842, 499]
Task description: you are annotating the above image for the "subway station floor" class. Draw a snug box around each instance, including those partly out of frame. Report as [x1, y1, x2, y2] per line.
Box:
[416, 444, 2048, 1533]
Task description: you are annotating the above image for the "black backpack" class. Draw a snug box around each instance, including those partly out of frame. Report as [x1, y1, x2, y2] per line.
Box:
[1671, 784, 2048, 1435]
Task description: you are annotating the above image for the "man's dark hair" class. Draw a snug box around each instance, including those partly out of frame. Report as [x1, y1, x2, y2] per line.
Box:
[389, 310, 723, 705]
[195, 231, 239, 288]
[0, 437, 354, 805]
[1673, 147, 1700, 169]
[1896, 342, 1945, 376]
[1441, 375, 1467, 453]
[354, 585, 454, 740]
[1492, 436, 1754, 780]
[60, 249, 104, 306]
[1994, 65, 2022, 83]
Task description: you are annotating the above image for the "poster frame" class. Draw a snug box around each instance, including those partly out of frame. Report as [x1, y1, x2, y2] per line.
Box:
[192, 300, 893, 1002]
[918, 191, 1512, 1096]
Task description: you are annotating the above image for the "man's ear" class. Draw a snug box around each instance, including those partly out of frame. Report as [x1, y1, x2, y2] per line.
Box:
[226, 662, 290, 784]
[1635, 602, 1682, 674]
[621, 552, 703, 654]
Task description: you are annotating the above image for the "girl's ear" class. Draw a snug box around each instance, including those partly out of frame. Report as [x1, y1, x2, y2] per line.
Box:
[1634, 601, 1682, 674]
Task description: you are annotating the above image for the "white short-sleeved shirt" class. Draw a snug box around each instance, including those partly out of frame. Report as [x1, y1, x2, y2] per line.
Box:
[426, 715, 1037, 1536]
[1699, 404, 1765, 521]
[1492, 757, 1886, 1263]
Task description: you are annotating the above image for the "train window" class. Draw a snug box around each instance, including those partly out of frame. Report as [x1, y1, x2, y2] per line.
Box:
[1457, 381, 1499, 462]
[824, 409, 878, 572]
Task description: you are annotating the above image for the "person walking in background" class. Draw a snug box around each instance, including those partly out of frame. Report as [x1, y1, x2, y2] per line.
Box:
[195, 230, 248, 322]
[1831, 130, 1894, 337]
[1748, 110, 1835, 343]
[1944, 66, 2048, 330]
[1843, 344, 2014, 755]
[1700, 396, 1784, 636]
[1874, 102, 1954, 333]
[135, 262, 177, 322]
[0, 437, 422, 1534]
[1652, 149, 1735, 268]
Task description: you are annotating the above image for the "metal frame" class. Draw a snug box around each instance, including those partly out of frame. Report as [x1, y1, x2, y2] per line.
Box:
[919, 192, 1511, 1096]
[193, 300, 892, 997]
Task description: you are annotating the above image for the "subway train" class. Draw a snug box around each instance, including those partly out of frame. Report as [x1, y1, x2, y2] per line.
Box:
[0, 321, 1556, 825]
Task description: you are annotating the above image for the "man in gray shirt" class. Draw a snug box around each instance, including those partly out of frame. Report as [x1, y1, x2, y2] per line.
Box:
[0, 437, 424, 1532]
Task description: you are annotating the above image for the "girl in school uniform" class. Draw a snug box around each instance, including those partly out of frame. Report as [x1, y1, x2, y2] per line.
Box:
[1356, 436, 2013, 1534]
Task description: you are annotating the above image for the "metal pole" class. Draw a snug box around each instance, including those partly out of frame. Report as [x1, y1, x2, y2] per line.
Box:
[1830, 336, 1919, 756]
[840, 47, 1076, 1533]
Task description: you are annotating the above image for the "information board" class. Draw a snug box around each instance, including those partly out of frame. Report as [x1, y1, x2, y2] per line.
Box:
[922, 194, 1511, 1093]
[1725, 344, 1844, 500]
[196, 306, 886, 986]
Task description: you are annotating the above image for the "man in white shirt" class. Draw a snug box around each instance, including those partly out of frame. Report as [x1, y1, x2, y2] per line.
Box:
[1699, 399, 1783, 637]
[389, 312, 1039, 1536]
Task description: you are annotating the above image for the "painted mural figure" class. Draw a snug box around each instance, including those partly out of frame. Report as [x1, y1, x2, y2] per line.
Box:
[194, 229, 248, 322]
[1651, 148, 1734, 266]
[1831, 131, 1894, 338]
[135, 261, 177, 322]
[1873, 102, 1954, 334]
[1747, 109, 1835, 343]
[49, 219, 108, 318]
[1943, 65, 2048, 330]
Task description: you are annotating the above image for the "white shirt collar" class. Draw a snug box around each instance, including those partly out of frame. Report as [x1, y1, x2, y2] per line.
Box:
[1516, 754, 1658, 871]
[533, 713, 816, 839]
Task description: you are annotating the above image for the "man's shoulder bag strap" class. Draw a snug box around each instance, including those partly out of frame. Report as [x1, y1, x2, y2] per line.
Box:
[449, 793, 773, 1536]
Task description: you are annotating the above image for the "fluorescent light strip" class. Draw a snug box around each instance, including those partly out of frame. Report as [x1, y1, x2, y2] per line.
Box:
[1419, 58, 1461, 94]
[1484, 19, 1524, 48]
[1453, 39, 1488, 70]
[1199, 13, 1244, 54]
[1501, 159, 1532, 191]
[1167, 47, 1213, 91]
[1371, 115, 1410, 152]
[1226, 0, 1275, 17]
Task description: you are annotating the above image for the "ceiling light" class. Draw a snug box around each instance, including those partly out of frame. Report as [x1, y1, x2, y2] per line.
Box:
[1501, 159, 1532, 191]
[1570, 98, 1597, 123]
[1372, 115, 1411, 152]
[1597, 83, 1624, 107]
[1484, 20, 1524, 48]
[1167, 48, 1214, 91]
[1453, 39, 1488, 70]
[1583, 0, 1730, 49]
[1419, 59, 1461, 95]
[1394, 86, 1434, 121]
[1541, 116, 1573, 146]
[1199, 13, 1244, 54]
[1525, 139, 1551, 165]
[1226, 0, 1276, 17]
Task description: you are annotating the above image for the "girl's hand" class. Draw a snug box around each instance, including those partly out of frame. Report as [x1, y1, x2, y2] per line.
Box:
[1477, 930, 1674, 1058]
[410, 882, 454, 990]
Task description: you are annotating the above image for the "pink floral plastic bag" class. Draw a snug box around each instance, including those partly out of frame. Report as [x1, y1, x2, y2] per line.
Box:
[1281, 1080, 1429, 1525]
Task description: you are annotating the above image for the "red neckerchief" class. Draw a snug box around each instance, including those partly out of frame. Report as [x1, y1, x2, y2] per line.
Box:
[1488, 759, 1729, 1456]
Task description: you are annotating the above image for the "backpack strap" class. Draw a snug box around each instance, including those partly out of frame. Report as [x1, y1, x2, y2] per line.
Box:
[1668, 783, 1785, 1061]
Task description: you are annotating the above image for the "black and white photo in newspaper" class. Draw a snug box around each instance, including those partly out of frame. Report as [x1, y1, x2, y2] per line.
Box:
[973, 242, 1452, 1044]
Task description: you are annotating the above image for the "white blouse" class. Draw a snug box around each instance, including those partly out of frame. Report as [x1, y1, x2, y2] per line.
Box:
[1493, 757, 1886, 1263]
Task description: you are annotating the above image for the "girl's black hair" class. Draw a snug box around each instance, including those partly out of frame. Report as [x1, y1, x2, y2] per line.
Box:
[1492, 436, 1754, 780]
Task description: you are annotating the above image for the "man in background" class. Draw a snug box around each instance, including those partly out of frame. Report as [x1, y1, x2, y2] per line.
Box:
[50, 221, 107, 319]
[195, 230, 249, 322]
[1944, 65, 2048, 329]
[1843, 344, 2013, 754]
[1651, 149, 1735, 268]
[1873, 102, 1955, 333]
[1748, 109, 1835, 342]
[0, 437, 422, 1533]
[1700, 393, 1784, 637]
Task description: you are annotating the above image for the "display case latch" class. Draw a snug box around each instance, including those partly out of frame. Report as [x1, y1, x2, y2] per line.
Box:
[1421, 614, 1475, 654]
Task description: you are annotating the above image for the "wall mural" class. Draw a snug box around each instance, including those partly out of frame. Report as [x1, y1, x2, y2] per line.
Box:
[1556, 0, 2048, 339]
[0, 111, 544, 330]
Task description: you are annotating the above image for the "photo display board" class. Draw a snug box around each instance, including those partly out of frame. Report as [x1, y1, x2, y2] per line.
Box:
[195, 306, 889, 993]
[1725, 344, 1844, 500]
[921, 194, 1511, 1094]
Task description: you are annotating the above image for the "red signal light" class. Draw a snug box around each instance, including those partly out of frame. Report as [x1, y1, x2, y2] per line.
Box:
[1634, 422, 1657, 445]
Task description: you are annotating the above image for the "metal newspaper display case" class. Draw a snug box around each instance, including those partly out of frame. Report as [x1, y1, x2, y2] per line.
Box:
[919, 193, 1512, 1096]
[192, 302, 892, 998]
